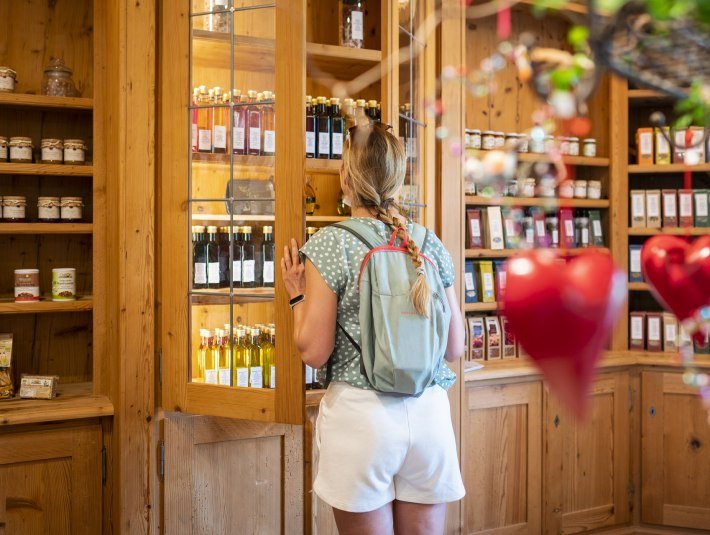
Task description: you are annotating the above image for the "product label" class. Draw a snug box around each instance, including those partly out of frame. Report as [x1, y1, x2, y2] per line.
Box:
[234, 127, 246, 150]
[198, 129, 212, 151]
[0, 335, 12, 368]
[42, 147, 63, 162]
[250, 366, 263, 388]
[263, 130, 276, 153]
[249, 127, 261, 151]
[664, 194, 677, 217]
[665, 324, 677, 344]
[648, 318, 661, 341]
[632, 194, 645, 219]
[242, 260, 255, 283]
[552, 230, 559, 244]
[592, 220, 602, 237]
[218, 369, 231, 386]
[4, 206, 25, 219]
[232, 261, 242, 282]
[583, 143, 596, 157]
[680, 194, 693, 217]
[581, 228, 589, 245]
[482, 272, 494, 293]
[498, 271, 507, 290]
[205, 369, 218, 385]
[0, 77, 14, 91]
[10, 146, 32, 160]
[236, 367, 249, 387]
[305, 365, 313, 385]
[14, 286, 39, 301]
[263, 261, 274, 283]
[52, 270, 76, 301]
[208, 262, 220, 284]
[525, 228, 534, 243]
[470, 219, 481, 237]
[351, 10, 364, 40]
[564, 220, 574, 238]
[194, 262, 207, 284]
[331, 133, 344, 155]
[535, 220, 546, 237]
[464, 272, 474, 291]
[640, 133, 653, 156]
[61, 206, 82, 220]
[305, 131, 316, 155]
[270, 365, 275, 388]
[192, 124, 198, 149]
[318, 132, 330, 156]
[630, 249, 641, 274]
[631, 317, 643, 340]
[213, 125, 227, 149]
[0, 145, 6, 159]
[657, 132, 670, 155]
[696, 194, 708, 217]
[64, 148, 85, 163]
[647, 195, 660, 217]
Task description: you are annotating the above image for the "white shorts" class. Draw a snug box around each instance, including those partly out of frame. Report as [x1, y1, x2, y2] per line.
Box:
[313, 382, 466, 513]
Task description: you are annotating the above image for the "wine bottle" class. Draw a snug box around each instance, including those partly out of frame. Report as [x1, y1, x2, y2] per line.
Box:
[192, 225, 207, 289]
[262, 226, 275, 287]
[241, 226, 256, 288]
[206, 226, 220, 289]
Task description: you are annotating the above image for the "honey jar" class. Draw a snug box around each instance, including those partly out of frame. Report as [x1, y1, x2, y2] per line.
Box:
[60, 197, 84, 221]
[41, 139, 64, 164]
[38, 197, 61, 222]
[9, 137, 33, 163]
[0, 67, 17, 93]
[3, 196, 27, 221]
[63, 139, 86, 164]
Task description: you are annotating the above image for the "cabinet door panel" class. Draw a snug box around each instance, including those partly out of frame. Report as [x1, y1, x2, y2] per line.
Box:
[642, 371, 710, 530]
[464, 381, 542, 534]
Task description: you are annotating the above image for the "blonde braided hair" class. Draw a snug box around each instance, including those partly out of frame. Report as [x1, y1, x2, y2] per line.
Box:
[343, 124, 431, 316]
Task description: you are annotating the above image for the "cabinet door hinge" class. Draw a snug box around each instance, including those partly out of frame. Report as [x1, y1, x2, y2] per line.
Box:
[159, 440, 165, 482]
[157, 348, 163, 387]
[101, 446, 107, 485]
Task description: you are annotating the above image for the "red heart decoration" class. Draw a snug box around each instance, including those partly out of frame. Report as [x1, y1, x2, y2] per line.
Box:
[641, 235, 710, 341]
[504, 250, 626, 418]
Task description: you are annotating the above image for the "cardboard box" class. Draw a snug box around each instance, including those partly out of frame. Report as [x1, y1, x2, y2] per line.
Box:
[630, 312, 645, 350]
[694, 189, 709, 227]
[0, 333, 12, 368]
[647, 313, 663, 352]
[629, 245, 643, 282]
[655, 127, 671, 165]
[678, 189, 694, 227]
[680, 325, 693, 352]
[485, 206, 505, 250]
[646, 190, 661, 228]
[466, 208, 483, 248]
[467, 316, 485, 360]
[485, 316, 502, 360]
[670, 129, 704, 163]
[464, 261, 478, 303]
[19, 375, 59, 400]
[559, 208, 576, 249]
[662, 313, 678, 353]
[531, 208, 548, 247]
[694, 331, 710, 354]
[636, 127, 654, 165]
[589, 210, 604, 246]
[662, 189, 678, 227]
[477, 261, 496, 303]
[501, 316, 517, 359]
[494, 261, 506, 301]
[0, 333, 13, 400]
[501, 208, 522, 249]
[630, 190, 646, 228]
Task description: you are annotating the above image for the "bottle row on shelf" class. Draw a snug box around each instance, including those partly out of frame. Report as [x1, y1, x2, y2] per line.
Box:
[630, 189, 709, 228]
[629, 311, 709, 354]
[635, 126, 710, 166]
[466, 315, 520, 362]
[467, 206, 605, 250]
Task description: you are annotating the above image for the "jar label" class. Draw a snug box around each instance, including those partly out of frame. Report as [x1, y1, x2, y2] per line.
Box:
[318, 132, 330, 155]
[42, 147, 63, 162]
[218, 369, 231, 386]
[236, 367, 249, 387]
[583, 144, 596, 157]
[242, 260, 255, 283]
[331, 133, 343, 155]
[39, 206, 60, 220]
[0, 77, 14, 91]
[351, 10, 364, 41]
[213, 125, 227, 149]
[208, 262, 220, 284]
[270, 365, 275, 388]
[569, 143, 579, 156]
[472, 137, 482, 150]
[194, 262, 207, 284]
[263, 130, 276, 154]
[249, 366, 263, 388]
[482, 136, 495, 150]
[61, 206, 82, 220]
[52, 271, 76, 301]
[15, 286, 39, 301]
[64, 148, 85, 163]
[10, 146, 32, 160]
[0, 145, 7, 159]
[263, 261, 274, 283]
[232, 261, 242, 282]
[233, 127, 245, 150]
[4, 206, 25, 219]
[249, 127, 261, 151]
[305, 131, 316, 155]
[198, 129, 212, 151]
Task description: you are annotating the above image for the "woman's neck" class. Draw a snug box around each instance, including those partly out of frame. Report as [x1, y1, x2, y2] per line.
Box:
[350, 206, 376, 218]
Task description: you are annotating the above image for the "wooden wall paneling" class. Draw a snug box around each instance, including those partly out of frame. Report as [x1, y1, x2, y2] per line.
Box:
[307, 171, 343, 217]
[422, 0, 437, 230]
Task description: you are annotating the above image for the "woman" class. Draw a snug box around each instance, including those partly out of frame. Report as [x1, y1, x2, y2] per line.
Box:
[281, 124, 465, 535]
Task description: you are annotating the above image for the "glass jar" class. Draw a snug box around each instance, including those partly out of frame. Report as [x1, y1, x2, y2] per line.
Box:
[63, 139, 86, 164]
[505, 133, 519, 151]
[41, 139, 64, 164]
[38, 197, 61, 222]
[558, 180, 574, 199]
[3, 196, 27, 222]
[204, 0, 229, 33]
[481, 130, 496, 150]
[568, 137, 580, 156]
[60, 197, 84, 221]
[544, 135, 555, 153]
[538, 177, 556, 198]
[337, 193, 351, 216]
[559, 136, 570, 155]
[0, 67, 17, 93]
[506, 180, 518, 197]
[521, 178, 536, 198]
[574, 180, 588, 199]
[470, 129, 482, 150]
[0, 137, 7, 161]
[41, 58, 78, 97]
[588, 180, 602, 200]
[546, 215, 560, 247]
[582, 138, 597, 157]
[9, 137, 33, 163]
[340, 0, 365, 49]
[517, 134, 529, 153]
[530, 135, 545, 154]
[494, 131, 505, 148]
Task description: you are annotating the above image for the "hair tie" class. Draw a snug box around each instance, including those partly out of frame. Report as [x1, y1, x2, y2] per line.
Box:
[380, 197, 395, 209]
[416, 265, 426, 277]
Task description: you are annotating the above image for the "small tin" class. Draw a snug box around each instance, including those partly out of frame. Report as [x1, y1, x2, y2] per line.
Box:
[15, 269, 40, 302]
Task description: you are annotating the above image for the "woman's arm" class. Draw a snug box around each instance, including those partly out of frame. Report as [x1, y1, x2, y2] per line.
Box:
[443, 285, 465, 362]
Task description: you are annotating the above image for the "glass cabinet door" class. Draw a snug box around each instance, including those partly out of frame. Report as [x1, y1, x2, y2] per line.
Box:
[161, 1, 305, 424]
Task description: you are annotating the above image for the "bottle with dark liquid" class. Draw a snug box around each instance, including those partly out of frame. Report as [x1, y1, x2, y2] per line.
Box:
[218, 226, 230, 288]
[305, 96, 316, 158]
[262, 90, 276, 156]
[212, 87, 228, 153]
[330, 97, 345, 160]
[342, 98, 356, 130]
[231, 225, 243, 287]
[232, 90, 247, 155]
[191, 87, 199, 153]
[246, 90, 261, 156]
[241, 226, 256, 288]
[304, 176, 316, 215]
[192, 225, 207, 289]
[366, 100, 379, 123]
[262, 225, 275, 288]
[315, 96, 331, 159]
[206, 226, 221, 289]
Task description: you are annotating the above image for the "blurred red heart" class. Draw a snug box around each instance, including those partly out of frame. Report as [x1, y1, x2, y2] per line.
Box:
[504, 250, 626, 418]
[642, 235, 710, 341]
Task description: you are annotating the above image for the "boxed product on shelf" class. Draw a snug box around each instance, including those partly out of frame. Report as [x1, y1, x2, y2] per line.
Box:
[559, 208, 575, 248]
[693, 189, 708, 227]
[467, 316, 485, 360]
[678, 189, 694, 226]
[662, 313, 678, 353]
[645, 190, 661, 228]
[501, 208, 522, 249]
[483, 206, 505, 250]
[680, 325, 693, 351]
[0, 333, 13, 400]
[484, 316, 502, 360]
[636, 127, 654, 165]
[531, 207, 547, 247]
[662, 189, 678, 227]
[646, 312, 663, 352]
[466, 208, 483, 248]
[629, 245, 643, 282]
[477, 261, 496, 303]
[464, 261, 478, 303]
[501, 316, 516, 359]
[19, 375, 59, 400]
[493, 260, 506, 300]
[655, 127, 671, 165]
[630, 312, 646, 350]
[672, 127, 705, 164]
[589, 210, 604, 246]
[630, 190, 646, 228]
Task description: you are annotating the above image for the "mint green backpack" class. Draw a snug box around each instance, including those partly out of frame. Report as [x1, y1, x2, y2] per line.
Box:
[333, 219, 452, 395]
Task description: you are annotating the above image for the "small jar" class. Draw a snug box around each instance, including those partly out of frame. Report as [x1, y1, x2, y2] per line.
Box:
[568, 137, 580, 156]
[538, 177, 556, 198]
[494, 131, 505, 148]
[544, 135, 555, 153]
[559, 136, 570, 155]
[41, 58, 78, 97]
[0, 137, 7, 161]
[9, 137, 33, 163]
[558, 180, 574, 199]
[574, 180, 588, 199]
[505, 133, 519, 151]
[52, 268, 76, 301]
[63, 139, 86, 164]
[530, 135, 545, 154]
[482, 130, 496, 150]
[587, 180, 602, 200]
[0, 67, 17, 93]
[582, 138, 597, 157]
[546, 216, 560, 248]
[38, 197, 61, 222]
[41, 139, 64, 164]
[3, 196, 27, 221]
[521, 178, 536, 198]
[470, 129, 482, 150]
[517, 134, 529, 153]
[15, 269, 40, 303]
[60, 197, 84, 221]
[506, 180, 518, 197]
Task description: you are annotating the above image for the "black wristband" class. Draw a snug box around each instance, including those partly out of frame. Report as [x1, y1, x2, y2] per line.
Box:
[289, 294, 305, 309]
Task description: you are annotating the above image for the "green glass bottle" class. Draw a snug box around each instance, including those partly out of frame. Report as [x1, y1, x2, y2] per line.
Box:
[248, 327, 264, 388]
[232, 328, 249, 388]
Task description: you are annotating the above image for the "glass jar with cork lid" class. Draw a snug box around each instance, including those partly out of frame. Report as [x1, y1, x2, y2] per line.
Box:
[3, 196, 27, 222]
[41, 139, 64, 164]
[9, 137, 33, 163]
[0, 67, 17, 93]
[63, 139, 86, 164]
[0, 137, 8, 161]
[41, 58, 78, 97]
[38, 197, 61, 222]
[60, 197, 84, 222]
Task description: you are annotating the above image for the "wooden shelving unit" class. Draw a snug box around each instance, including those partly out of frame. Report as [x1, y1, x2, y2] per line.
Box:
[191, 153, 275, 167]
[0, 297, 93, 314]
[191, 213, 347, 223]
[0, 223, 93, 234]
[0, 93, 93, 110]
[0, 162, 93, 176]
[464, 195, 610, 208]
[306, 215, 347, 222]
[306, 42, 381, 79]
[628, 227, 709, 236]
[627, 89, 673, 104]
[628, 163, 710, 173]
[463, 301, 500, 312]
[465, 247, 610, 259]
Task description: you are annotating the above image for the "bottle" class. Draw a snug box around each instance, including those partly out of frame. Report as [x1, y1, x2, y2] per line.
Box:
[262, 226, 275, 288]
[231, 226, 243, 287]
[197, 86, 213, 152]
[337, 192, 351, 216]
[342, 98, 356, 130]
[340, 0, 365, 49]
[248, 328, 264, 388]
[398, 104, 407, 152]
[212, 87, 228, 153]
[304, 177, 316, 215]
[330, 98, 345, 160]
[218, 226, 230, 288]
[218, 329, 231, 386]
[233, 328, 249, 387]
[241, 226, 256, 288]
[305, 96, 316, 158]
[306, 226, 318, 242]
[376, 101, 381, 122]
[232, 91, 247, 155]
[196, 328, 210, 381]
[205, 330, 219, 384]
[192, 225, 207, 289]
[315, 96, 331, 159]
[262, 326, 275, 389]
[355, 99, 367, 126]
[191, 87, 199, 153]
[262, 90, 276, 156]
[366, 100, 379, 123]
[206, 226, 221, 289]
[247, 90, 262, 155]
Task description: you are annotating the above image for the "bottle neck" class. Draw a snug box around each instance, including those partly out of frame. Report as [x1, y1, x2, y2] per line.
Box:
[263, 233, 273, 243]
[331, 105, 341, 116]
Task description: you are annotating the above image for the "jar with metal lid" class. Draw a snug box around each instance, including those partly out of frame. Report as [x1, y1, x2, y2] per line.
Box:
[494, 131, 505, 148]
[544, 135, 555, 153]
[9, 137, 33, 163]
[505, 133, 519, 151]
[0, 67, 17, 93]
[558, 136, 570, 155]
[517, 134, 529, 153]
[38, 197, 61, 222]
[63, 139, 86, 164]
[574, 180, 589, 199]
[588, 180, 602, 200]
[538, 177, 556, 198]
[482, 130, 496, 150]
[521, 178, 536, 198]
[41, 139, 64, 164]
[470, 129, 482, 150]
[60, 197, 84, 221]
[568, 137, 580, 156]
[0, 137, 7, 161]
[3, 196, 27, 222]
[558, 180, 574, 199]
[41, 58, 78, 97]
[582, 138, 597, 157]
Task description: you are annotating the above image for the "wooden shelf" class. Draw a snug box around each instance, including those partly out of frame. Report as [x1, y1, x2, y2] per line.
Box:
[465, 247, 610, 259]
[0, 223, 93, 234]
[628, 163, 710, 174]
[306, 389, 326, 407]
[464, 196, 610, 208]
[306, 42, 382, 79]
[306, 159, 341, 173]
[466, 150, 609, 167]
[464, 302, 500, 312]
[628, 89, 674, 105]
[0, 163, 93, 176]
[191, 30, 275, 73]
[628, 282, 650, 291]
[628, 227, 709, 236]
[0, 382, 113, 426]
[0, 92, 93, 110]
[0, 297, 93, 314]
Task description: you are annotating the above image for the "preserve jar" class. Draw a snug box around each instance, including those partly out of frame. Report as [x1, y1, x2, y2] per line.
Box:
[558, 136, 570, 155]
[538, 177, 556, 197]
[14, 269, 40, 303]
[558, 180, 574, 199]
[544, 135, 555, 153]
[41, 139, 64, 163]
[0, 67, 17, 93]
[9, 137, 33, 163]
[574, 180, 589, 199]
[470, 129, 482, 150]
[568, 137, 580, 156]
[38, 197, 61, 222]
[0, 137, 7, 161]
[582, 138, 597, 157]
[530, 135, 545, 154]
[482, 130, 496, 150]
[3, 196, 27, 222]
[587, 180, 602, 200]
[63, 139, 86, 164]
[494, 131, 505, 148]
[60, 197, 84, 221]
[506, 180, 518, 197]
[41, 58, 78, 97]
[521, 178, 536, 198]
[517, 134, 529, 153]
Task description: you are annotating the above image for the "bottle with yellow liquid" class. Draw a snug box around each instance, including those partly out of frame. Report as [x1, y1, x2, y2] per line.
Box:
[248, 327, 264, 388]
[218, 328, 231, 386]
[262, 326, 275, 389]
[233, 328, 249, 388]
[204, 329, 219, 385]
[195, 329, 210, 382]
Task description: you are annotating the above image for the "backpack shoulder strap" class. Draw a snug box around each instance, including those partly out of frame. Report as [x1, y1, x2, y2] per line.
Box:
[332, 219, 386, 250]
[409, 223, 430, 254]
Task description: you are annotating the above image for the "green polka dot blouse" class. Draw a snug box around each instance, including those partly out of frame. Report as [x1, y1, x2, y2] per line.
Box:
[300, 217, 457, 391]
